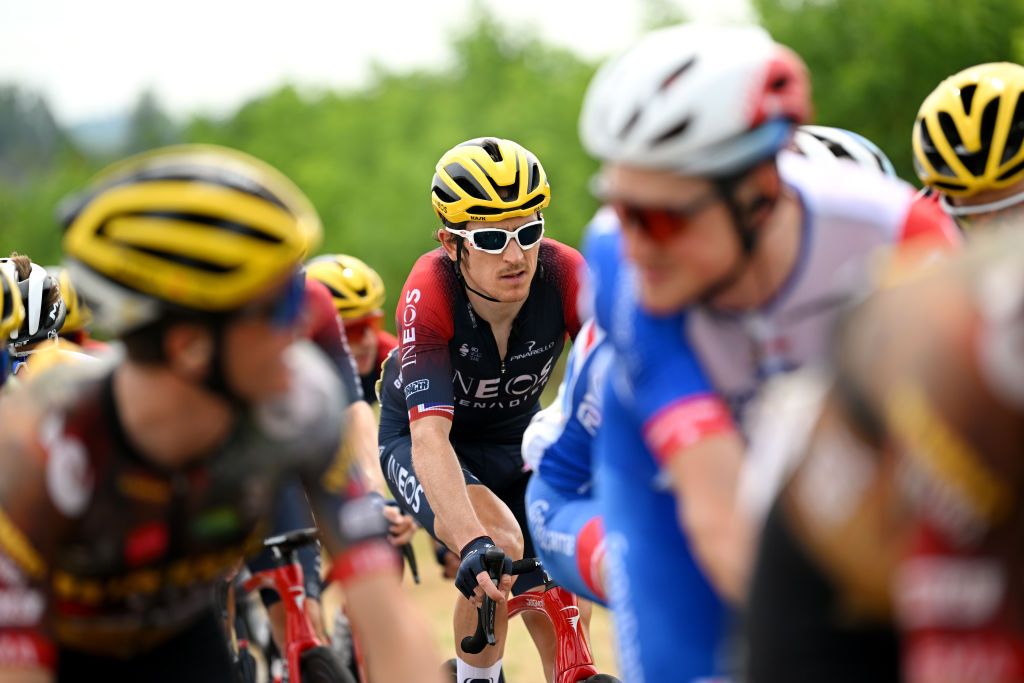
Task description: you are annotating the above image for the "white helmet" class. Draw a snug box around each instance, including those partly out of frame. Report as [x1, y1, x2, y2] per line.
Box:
[791, 125, 897, 178]
[580, 23, 811, 177]
[1, 259, 66, 352]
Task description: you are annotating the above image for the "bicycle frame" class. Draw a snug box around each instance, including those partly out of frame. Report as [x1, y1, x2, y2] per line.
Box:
[243, 556, 321, 683]
[507, 585, 599, 683]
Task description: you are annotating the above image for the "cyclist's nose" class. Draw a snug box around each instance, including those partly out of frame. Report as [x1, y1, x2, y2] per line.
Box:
[502, 238, 526, 262]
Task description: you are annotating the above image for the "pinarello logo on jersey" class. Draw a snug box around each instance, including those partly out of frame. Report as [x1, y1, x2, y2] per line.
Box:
[508, 339, 556, 362]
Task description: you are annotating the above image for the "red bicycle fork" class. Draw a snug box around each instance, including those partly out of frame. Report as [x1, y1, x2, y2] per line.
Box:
[507, 586, 599, 683]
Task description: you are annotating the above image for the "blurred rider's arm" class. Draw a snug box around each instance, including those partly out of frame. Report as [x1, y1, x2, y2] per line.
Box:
[0, 385, 73, 683]
[298, 378, 443, 683]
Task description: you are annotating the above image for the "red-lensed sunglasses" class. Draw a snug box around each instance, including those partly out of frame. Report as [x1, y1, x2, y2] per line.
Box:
[344, 313, 383, 340]
[609, 191, 721, 243]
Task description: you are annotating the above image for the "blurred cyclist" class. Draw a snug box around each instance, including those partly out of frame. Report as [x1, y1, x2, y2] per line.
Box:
[578, 23, 959, 681]
[912, 62, 1024, 233]
[306, 254, 397, 404]
[0, 262, 25, 383]
[0, 145, 441, 683]
[746, 229, 1024, 682]
[1, 254, 67, 377]
[47, 265, 108, 352]
[522, 124, 905, 617]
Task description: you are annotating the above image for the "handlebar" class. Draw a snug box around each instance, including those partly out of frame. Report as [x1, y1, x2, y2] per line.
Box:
[260, 524, 419, 589]
[460, 549, 541, 655]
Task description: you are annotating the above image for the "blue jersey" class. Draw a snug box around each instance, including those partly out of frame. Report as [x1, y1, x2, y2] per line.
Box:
[522, 318, 610, 494]
[584, 215, 734, 682]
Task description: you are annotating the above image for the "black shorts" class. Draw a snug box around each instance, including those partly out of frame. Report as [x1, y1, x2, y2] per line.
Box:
[744, 499, 900, 683]
[380, 435, 544, 594]
[56, 609, 233, 682]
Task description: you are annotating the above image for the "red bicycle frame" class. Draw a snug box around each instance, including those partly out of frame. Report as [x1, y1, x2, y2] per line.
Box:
[243, 550, 321, 682]
[507, 585, 600, 683]
[462, 551, 610, 683]
[241, 527, 368, 683]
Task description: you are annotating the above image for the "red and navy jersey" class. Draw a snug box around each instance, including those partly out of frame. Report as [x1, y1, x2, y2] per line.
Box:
[362, 329, 398, 405]
[304, 278, 363, 402]
[378, 239, 583, 444]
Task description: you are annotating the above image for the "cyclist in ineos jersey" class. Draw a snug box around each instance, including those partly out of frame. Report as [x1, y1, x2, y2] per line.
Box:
[0, 145, 442, 683]
[377, 137, 583, 683]
[577, 23, 960, 682]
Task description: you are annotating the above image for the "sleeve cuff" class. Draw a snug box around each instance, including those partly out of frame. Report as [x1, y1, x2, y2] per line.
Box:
[408, 404, 455, 422]
[642, 394, 734, 466]
[329, 540, 401, 587]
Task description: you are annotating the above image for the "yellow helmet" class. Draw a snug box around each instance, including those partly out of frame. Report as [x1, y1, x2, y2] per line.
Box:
[306, 254, 386, 320]
[431, 137, 551, 223]
[61, 145, 322, 333]
[46, 265, 93, 334]
[0, 263, 25, 340]
[913, 62, 1024, 197]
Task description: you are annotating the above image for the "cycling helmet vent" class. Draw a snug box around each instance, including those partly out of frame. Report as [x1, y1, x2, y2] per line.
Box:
[960, 84, 978, 116]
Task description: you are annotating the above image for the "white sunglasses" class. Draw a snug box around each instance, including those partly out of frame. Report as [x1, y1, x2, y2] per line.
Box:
[445, 218, 545, 254]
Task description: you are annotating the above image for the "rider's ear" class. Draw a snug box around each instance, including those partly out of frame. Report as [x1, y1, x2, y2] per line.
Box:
[164, 324, 214, 379]
[439, 230, 460, 262]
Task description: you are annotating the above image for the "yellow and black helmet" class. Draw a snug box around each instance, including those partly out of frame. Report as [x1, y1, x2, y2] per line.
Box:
[913, 62, 1024, 197]
[306, 254, 386, 320]
[431, 137, 551, 224]
[61, 145, 322, 332]
[46, 265, 92, 334]
[0, 263, 24, 340]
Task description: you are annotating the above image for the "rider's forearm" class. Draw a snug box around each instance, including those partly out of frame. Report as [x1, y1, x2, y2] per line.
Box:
[344, 401, 386, 494]
[410, 420, 487, 551]
[667, 433, 751, 605]
[344, 572, 444, 683]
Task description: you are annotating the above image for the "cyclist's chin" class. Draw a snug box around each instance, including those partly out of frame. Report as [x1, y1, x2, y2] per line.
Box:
[638, 275, 700, 314]
[492, 281, 531, 303]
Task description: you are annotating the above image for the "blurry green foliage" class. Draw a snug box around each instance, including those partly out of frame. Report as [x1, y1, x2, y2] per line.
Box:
[1, 9, 600, 325]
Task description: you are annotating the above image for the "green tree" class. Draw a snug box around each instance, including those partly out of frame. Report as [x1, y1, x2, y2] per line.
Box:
[754, 0, 1024, 181]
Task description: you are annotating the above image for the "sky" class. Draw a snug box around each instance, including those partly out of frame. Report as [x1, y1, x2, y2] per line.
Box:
[0, 0, 752, 126]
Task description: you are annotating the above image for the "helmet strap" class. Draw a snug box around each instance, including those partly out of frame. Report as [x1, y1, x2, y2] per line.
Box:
[696, 173, 776, 305]
[450, 235, 503, 304]
[199, 318, 248, 412]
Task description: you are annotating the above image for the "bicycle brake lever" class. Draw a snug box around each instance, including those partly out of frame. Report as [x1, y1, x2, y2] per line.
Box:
[401, 543, 420, 585]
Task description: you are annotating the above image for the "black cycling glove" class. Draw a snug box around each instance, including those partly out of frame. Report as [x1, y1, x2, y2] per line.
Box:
[455, 536, 512, 600]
